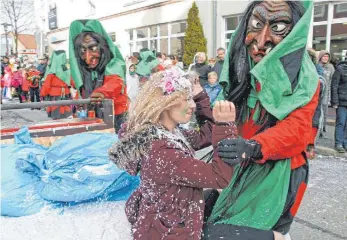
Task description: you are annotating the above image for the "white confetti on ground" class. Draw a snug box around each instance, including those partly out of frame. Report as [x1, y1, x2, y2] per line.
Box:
[1, 201, 132, 240]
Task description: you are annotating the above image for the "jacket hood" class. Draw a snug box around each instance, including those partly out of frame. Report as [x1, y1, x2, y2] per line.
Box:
[109, 124, 194, 175]
[219, 0, 318, 120]
[109, 125, 158, 175]
[68, 19, 126, 90]
[318, 50, 330, 61]
[43, 50, 70, 85]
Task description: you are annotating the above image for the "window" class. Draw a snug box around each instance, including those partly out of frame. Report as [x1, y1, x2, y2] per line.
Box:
[170, 22, 187, 35]
[160, 38, 168, 54]
[330, 23, 347, 60]
[129, 43, 134, 55]
[108, 32, 116, 42]
[128, 30, 133, 41]
[314, 4, 328, 22]
[224, 15, 242, 47]
[313, 25, 327, 51]
[136, 41, 148, 50]
[312, 2, 347, 62]
[225, 15, 241, 31]
[170, 37, 184, 57]
[150, 39, 158, 51]
[136, 28, 148, 39]
[160, 24, 168, 37]
[334, 3, 347, 19]
[150, 25, 158, 38]
[127, 21, 186, 56]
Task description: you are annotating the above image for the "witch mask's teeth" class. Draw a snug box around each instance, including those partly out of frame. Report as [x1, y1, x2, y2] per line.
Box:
[253, 45, 259, 52]
[265, 48, 272, 55]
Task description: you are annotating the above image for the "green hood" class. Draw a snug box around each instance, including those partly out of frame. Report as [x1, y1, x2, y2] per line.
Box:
[218, 0, 318, 121]
[43, 50, 70, 85]
[136, 50, 160, 76]
[68, 19, 126, 90]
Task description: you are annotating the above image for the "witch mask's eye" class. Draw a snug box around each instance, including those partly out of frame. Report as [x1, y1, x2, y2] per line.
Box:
[251, 19, 262, 29]
[272, 23, 286, 32]
[81, 48, 86, 53]
[91, 46, 98, 52]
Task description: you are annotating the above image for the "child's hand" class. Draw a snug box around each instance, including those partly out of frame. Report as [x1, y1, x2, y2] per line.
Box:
[192, 76, 203, 97]
[213, 100, 236, 123]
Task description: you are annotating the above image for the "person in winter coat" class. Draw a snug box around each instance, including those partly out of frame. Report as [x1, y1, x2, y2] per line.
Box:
[208, 57, 216, 67]
[191, 52, 211, 87]
[204, 71, 222, 105]
[21, 66, 30, 102]
[0, 77, 3, 104]
[306, 48, 327, 159]
[12, 65, 24, 103]
[2, 66, 13, 100]
[126, 64, 139, 103]
[331, 60, 347, 153]
[27, 65, 41, 107]
[208, 1, 319, 239]
[188, 53, 199, 72]
[37, 55, 48, 79]
[318, 50, 335, 138]
[212, 47, 225, 78]
[109, 68, 285, 240]
[40, 50, 72, 119]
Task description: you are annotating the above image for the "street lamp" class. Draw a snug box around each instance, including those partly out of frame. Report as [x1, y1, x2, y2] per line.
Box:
[1, 23, 11, 57]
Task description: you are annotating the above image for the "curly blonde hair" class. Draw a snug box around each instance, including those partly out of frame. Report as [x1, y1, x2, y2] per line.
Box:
[125, 70, 196, 136]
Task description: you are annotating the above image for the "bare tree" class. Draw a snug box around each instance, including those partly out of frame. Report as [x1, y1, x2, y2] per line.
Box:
[1, 0, 35, 56]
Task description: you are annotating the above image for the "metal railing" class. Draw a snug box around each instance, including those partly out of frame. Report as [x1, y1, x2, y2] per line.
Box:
[1, 99, 92, 110]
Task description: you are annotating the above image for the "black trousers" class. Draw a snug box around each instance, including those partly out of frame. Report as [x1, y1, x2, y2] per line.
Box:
[15, 85, 23, 103]
[30, 87, 40, 103]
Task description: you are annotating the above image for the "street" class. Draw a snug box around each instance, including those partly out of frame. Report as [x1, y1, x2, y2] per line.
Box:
[291, 156, 347, 240]
[1, 105, 347, 240]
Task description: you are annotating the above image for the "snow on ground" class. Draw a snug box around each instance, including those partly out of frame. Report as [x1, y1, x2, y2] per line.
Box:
[1, 201, 132, 240]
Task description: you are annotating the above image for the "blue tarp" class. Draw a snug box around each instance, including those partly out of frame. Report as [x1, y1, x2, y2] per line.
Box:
[1, 127, 139, 217]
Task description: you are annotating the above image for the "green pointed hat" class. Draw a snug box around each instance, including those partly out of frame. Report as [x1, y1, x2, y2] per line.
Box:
[136, 50, 160, 76]
[68, 19, 126, 90]
[218, 0, 318, 121]
[42, 50, 70, 85]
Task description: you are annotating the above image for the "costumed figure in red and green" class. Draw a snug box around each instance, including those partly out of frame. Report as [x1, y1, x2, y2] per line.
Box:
[40, 50, 72, 119]
[69, 19, 128, 132]
[203, 1, 320, 239]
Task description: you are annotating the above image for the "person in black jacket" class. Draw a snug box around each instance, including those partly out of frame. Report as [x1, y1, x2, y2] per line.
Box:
[212, 47, 225, 78]
[331, 60, 347, 153]
[191, 52, 211, 87]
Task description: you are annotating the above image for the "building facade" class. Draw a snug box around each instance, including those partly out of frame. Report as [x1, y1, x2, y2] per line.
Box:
[1, 33, 37, 59]
[35, 0, 347, 62]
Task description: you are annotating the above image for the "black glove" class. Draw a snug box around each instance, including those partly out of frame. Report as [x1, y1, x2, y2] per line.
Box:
[217, 137, 263, 165]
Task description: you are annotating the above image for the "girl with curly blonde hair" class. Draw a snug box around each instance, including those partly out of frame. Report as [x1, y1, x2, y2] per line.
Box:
[109, 68, 236, 239]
